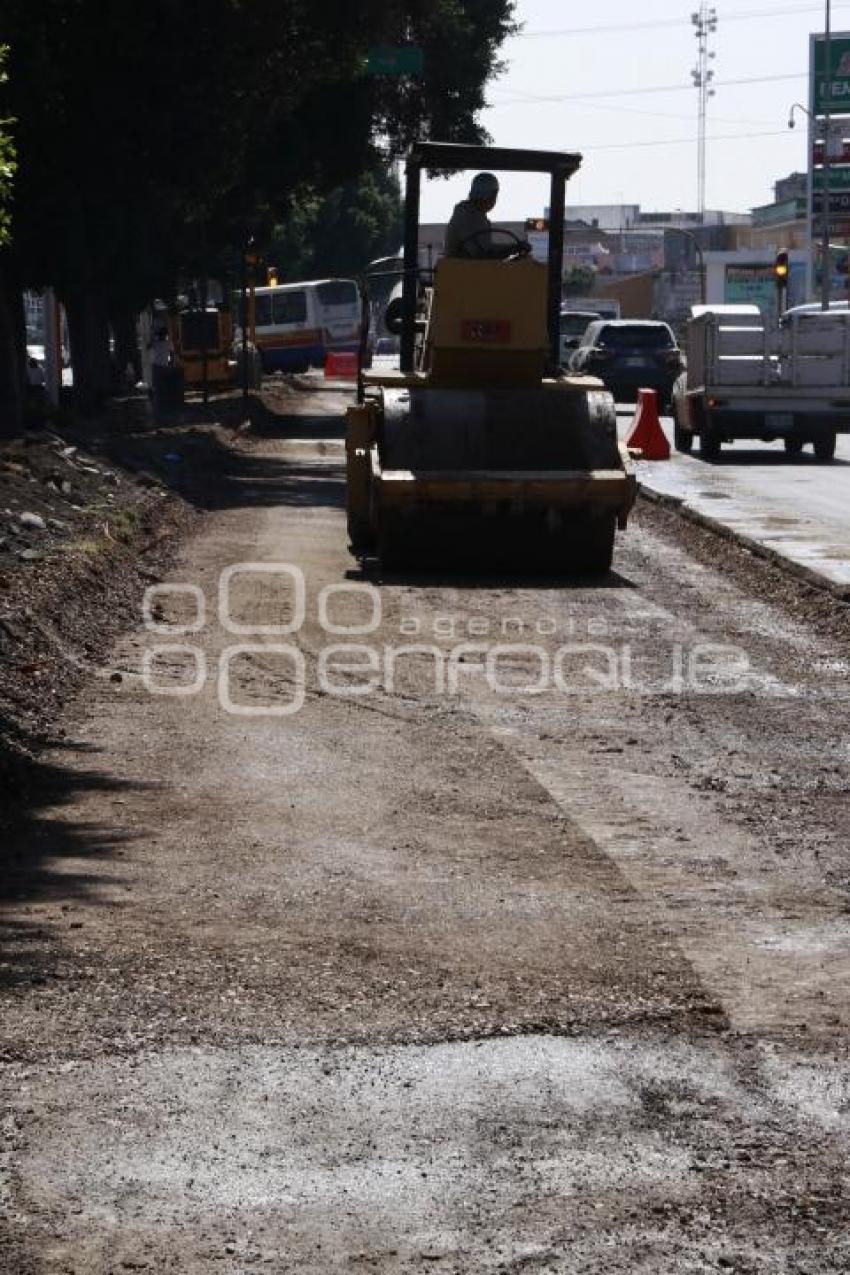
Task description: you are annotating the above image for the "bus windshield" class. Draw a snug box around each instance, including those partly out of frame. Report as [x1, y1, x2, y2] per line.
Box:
[316, 280, 358, 309]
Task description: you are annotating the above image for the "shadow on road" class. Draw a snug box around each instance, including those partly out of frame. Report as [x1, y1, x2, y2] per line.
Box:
[0, 733, 147, 991]
[686, 448, 850, 468]
[214, 456, 347, 511]
[369, 564, 637, 590]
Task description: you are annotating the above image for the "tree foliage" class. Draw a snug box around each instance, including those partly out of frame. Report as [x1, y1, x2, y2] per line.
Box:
[0, 47, 14, 248]
[563, 266, 597, 297]
[269, 165, 403, 283]
[2, 0, 516, 409]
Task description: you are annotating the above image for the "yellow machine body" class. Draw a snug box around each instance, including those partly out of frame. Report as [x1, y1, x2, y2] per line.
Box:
[347, 146, 636, 573]
[170, 308, 234, 387]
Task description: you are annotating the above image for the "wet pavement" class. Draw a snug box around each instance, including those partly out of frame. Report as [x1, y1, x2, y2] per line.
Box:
[618, 408, 850, 594]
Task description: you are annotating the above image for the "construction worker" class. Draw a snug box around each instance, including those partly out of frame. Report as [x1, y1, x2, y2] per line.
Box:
[445, 172, 530, 260]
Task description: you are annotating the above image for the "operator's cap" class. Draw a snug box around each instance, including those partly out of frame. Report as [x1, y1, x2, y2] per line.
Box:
[470, 172, 499, 201]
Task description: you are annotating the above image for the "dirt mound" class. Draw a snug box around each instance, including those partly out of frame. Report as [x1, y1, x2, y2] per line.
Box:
[0, 407, 223, 788]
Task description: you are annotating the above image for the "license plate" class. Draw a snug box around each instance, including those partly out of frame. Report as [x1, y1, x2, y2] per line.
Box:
[766, 413, 794, 431]
[624, 357, 646, 367]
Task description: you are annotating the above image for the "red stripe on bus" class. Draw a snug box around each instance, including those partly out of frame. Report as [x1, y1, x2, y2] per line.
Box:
[255, 329, 323, 349]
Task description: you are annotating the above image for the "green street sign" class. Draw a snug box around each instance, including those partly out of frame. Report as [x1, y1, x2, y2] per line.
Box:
[366, 46, 424, 76]
[811, 32, 850, 114]
[813, 165, 850, 190]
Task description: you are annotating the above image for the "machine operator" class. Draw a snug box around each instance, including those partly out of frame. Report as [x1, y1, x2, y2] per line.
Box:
[444, 172, 531, 260]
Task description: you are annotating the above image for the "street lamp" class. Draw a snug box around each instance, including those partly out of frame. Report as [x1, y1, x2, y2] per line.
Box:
[787, 102, 811, 130]
[788, 102, 815, 305]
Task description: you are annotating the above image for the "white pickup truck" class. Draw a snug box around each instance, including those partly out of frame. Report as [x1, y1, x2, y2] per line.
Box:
[671, 303, 850, 461]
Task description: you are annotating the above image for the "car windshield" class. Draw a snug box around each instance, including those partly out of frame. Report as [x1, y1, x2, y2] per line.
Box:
[598, 325, 674, 350]
[560, 314, 596, 337]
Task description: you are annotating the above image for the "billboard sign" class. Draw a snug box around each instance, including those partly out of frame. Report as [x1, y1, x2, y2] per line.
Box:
[811, 33, 850, 114]
[814, 137, 850, 163]
[725, 263, 805, 315]
[812, 190, 850, 218]
[813, 165, 850, 189]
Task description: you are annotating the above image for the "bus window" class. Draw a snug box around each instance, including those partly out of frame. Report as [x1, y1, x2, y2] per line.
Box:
[316, 280, 358, 309]
[254, 294, 273, 327]
[316, 279, 361, 353]
[273, 290, 307, 325]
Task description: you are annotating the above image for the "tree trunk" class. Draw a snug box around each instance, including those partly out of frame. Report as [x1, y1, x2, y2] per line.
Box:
[0, 253, 25, 439]
[65, 291, 112, 415]
[109, 306, 142, 388]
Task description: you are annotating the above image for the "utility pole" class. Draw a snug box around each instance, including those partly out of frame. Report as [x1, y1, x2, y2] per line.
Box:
[240, 234, 249, 409]
[691, 4, 718, 220]
[821, 0, 833, 310]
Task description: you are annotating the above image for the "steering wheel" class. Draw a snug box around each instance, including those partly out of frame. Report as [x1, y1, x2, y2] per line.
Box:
[457, 227, 532, 260]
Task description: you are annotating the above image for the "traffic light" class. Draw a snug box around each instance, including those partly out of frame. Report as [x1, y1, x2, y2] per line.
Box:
[774, 250, 789, 309]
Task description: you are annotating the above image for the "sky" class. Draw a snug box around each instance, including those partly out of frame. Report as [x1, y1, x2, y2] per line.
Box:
[419, 0, 840, 223]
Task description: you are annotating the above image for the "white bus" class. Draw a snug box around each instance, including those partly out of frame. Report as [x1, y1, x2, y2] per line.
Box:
[251, 278, 361, 373]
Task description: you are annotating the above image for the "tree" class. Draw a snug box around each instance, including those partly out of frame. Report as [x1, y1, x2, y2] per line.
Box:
[0, 45, 23, 439]
[309, 166, 404, 279]
[563, 266, 597, 298]
[2, 1, 516, 415]
[269, 163, 403, 282]
[0, 47, 13, 251]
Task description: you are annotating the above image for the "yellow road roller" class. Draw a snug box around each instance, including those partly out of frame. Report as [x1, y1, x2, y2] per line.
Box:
[346, 143, 636, 573]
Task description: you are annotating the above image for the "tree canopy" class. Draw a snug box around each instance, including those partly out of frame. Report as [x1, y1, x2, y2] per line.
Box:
[268, 165, 404, 284]
[0, 47, 13, 249]
[0, 0, 515, 413]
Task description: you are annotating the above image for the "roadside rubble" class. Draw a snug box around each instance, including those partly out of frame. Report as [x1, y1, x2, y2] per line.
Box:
[0, 418, 197, 780]
[0, 385, 310, 783]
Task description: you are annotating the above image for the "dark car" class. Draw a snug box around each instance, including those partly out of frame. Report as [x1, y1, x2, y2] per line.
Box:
[569, 319, 684, 406]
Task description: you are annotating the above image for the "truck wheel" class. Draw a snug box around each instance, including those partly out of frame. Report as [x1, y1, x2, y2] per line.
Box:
[700, 423, 721, 461]
[814, 431, 836, 462]
[673, 420, 694, 454]
[783, 437, 804, 457]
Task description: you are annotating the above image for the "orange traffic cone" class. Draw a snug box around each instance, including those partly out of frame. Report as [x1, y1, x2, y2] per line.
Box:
[625, 388, 670, 460]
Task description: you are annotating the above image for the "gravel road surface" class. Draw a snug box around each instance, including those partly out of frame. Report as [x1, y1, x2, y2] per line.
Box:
[2, 387, 849, 1274]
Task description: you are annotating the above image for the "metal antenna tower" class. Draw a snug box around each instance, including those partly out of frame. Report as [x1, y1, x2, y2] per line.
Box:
[691, 4, 718, 219]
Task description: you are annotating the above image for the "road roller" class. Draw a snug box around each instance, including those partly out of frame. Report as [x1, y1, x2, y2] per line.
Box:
[345, 142, 637, 573]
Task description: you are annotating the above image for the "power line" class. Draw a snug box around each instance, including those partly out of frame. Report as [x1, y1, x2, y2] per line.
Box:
[487, 71, 805, 108]
[583, 128, 788, 152]
[487, 91, 778, 128]
[516, 2, 850, 40]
